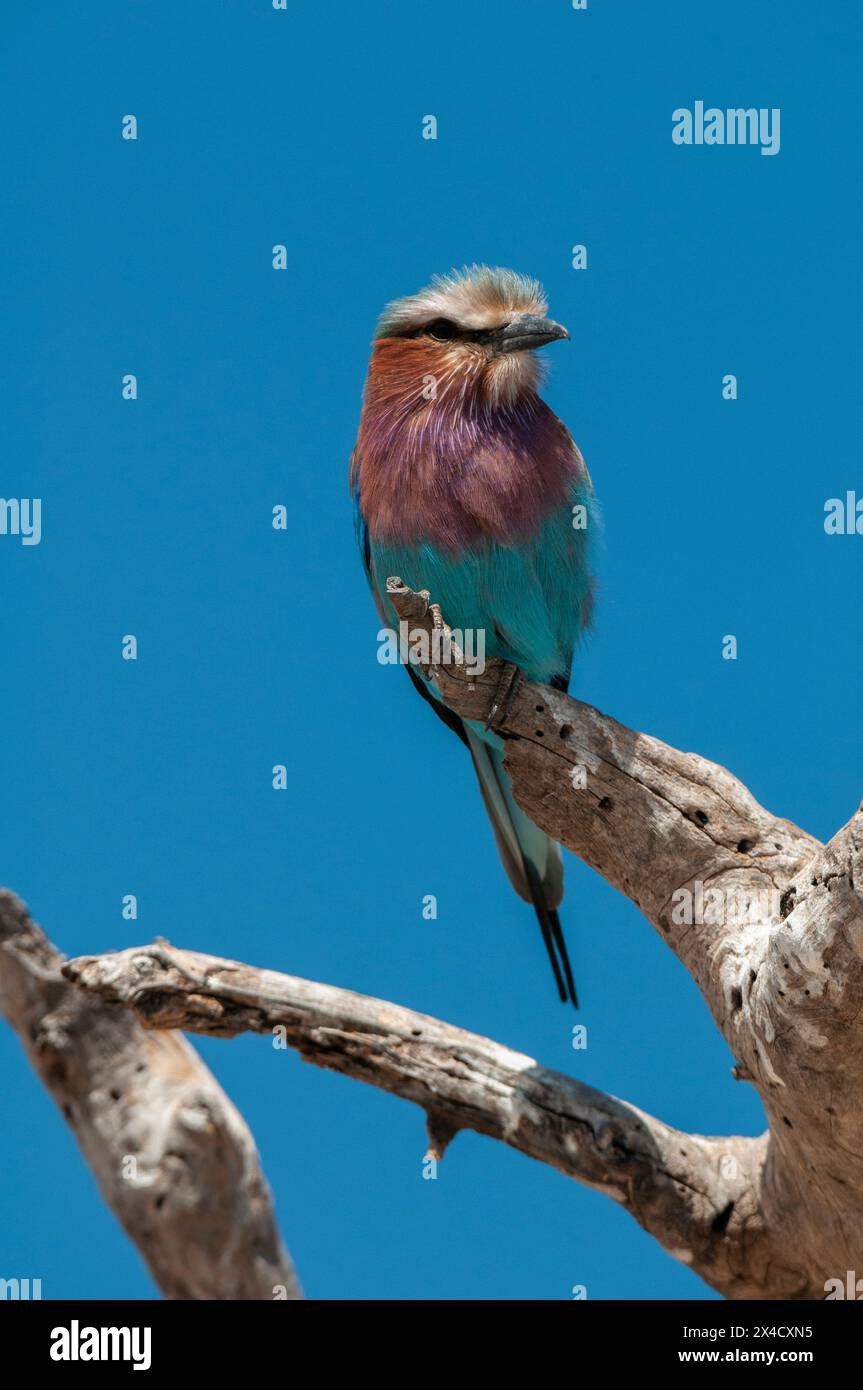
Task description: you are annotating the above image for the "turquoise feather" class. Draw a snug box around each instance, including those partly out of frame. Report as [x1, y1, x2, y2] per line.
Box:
[370, 486, 595, 685]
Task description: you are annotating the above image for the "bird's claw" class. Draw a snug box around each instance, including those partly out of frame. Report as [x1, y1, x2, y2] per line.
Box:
[485, 662, 522, 731]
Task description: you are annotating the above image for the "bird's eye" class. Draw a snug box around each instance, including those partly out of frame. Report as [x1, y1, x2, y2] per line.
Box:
[425, 318, 459, 341]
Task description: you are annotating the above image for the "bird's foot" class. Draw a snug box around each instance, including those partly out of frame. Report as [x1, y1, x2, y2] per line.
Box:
[485, 662, 522, 731]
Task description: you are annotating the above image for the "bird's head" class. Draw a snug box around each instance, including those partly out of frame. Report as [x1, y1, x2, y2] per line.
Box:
[369, 265, 569, 410]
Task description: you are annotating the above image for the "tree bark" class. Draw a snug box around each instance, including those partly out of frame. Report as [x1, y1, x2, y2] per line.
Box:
[0, 891, 301, 1301]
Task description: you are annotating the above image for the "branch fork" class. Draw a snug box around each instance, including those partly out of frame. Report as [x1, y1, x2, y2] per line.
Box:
[3, 581, 860, 1301]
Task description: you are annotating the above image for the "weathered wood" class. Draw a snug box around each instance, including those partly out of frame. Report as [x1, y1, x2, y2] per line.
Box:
[6, 578, 860, 1301]
[64, 937, 783, 1297]
[382, 581, 863, 1297]
[0, 891, 301, 1301]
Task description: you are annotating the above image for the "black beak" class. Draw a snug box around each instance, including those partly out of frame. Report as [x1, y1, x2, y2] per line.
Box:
[492, 314, 570, 354]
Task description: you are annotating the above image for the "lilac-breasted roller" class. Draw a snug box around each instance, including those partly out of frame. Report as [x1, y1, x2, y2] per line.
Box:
[351, 266, 596, 1006]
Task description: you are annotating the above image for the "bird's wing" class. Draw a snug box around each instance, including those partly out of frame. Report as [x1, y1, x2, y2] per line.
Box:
[349, 446, 372, 586]
[510, 423, 596, 686]
[466, 470, 596, 689]
[353, 445, 467, 748]
[351, 445, 398, 635]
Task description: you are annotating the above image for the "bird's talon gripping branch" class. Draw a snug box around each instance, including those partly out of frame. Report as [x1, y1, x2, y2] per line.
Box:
[485, 661, 523, 731]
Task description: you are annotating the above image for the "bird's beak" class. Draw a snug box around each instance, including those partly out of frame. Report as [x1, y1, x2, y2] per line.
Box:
[492, 314, 570, 354]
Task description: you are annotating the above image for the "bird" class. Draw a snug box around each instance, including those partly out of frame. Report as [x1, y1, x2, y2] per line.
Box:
[350, 266, 597, 1006]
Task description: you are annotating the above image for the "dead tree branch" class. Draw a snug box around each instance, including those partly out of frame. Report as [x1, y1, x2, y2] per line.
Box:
[65, 938, 787, 1298]
[382, 579, 863, 1297]
[0, 891, 301, 1301]
[9, 578, 860, 1301]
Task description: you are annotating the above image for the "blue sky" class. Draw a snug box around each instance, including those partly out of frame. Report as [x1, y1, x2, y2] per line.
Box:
[1, 2, 859, 1300]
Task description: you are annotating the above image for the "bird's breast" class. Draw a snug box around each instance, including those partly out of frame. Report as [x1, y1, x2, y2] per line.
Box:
[356, 394, 581, 551]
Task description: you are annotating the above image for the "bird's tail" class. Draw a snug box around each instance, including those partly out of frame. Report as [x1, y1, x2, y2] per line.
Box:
[465, 726, 578, 1007]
